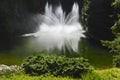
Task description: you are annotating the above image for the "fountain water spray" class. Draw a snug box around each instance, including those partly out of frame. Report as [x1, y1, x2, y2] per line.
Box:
[23, 3, 85, 52]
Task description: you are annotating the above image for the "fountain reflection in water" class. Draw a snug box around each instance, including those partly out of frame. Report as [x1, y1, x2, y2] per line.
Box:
[23, 3, 85, 52]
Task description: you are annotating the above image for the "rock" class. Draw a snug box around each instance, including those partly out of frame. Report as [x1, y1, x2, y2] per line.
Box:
[0, 64, 23, 77]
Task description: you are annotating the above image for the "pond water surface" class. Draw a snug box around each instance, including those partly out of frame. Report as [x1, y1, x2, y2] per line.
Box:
[0, 37, 113, 68]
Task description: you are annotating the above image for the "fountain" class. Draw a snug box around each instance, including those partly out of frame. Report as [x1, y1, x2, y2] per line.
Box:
[23, 3, 85, 52]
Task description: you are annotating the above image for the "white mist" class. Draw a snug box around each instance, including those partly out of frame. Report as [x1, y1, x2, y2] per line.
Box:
[23, 3, 85, 52]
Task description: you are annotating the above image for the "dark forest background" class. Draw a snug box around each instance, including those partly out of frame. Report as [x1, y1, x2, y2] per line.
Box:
[0, 0, 116, 51]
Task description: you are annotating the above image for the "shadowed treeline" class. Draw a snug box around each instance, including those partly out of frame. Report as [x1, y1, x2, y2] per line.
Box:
[83, 0, 115, 40]
[88, 0, 115, 40]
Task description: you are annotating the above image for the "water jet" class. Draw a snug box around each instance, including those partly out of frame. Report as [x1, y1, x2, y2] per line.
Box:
[23, 3, 85, 52]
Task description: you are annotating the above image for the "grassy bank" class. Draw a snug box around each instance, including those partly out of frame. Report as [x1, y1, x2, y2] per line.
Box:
[1, 74, 75, 80]
[82, 68, 120, 80]
[1, 68, 120, 80]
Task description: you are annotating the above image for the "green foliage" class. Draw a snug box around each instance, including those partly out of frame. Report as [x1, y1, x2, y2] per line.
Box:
[102, 35, 120, 68]
[111, 0, 120, 35]
[81, 71, 100, 80]
[113, 55, 120, 67]
[22, 54, 93, 77]
[112, 0, 120, 12]
[101, 0, 120, 68]
[111, 18, 120, 35]
[81, 0, 91, 29]
[82, 68, 120, 80]
[102, 37, 120, 54]
[1, 73, 75, 80]
[2, 68, 120, 80]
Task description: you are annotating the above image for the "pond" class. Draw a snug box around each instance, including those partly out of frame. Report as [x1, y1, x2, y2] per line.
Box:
[0, 37, 113, 68]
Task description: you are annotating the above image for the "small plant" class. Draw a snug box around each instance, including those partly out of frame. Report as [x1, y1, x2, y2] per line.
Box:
[22, 54, 93, 77]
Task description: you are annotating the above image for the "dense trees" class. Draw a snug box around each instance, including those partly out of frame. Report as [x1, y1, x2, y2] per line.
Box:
[102, 0, 120, 67]
[82, 0, 115, 40]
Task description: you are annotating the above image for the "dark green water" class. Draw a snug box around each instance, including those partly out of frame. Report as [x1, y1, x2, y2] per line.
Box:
[79, 38, 113, 68]
[0, 37, 113, 68]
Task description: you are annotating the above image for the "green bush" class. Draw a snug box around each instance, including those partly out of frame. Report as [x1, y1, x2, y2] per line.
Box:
[81, 0, 91, 28]
[101, 37, 120, 55]
[112, 0, 120, 12]
[22, 54, 93, 77]
[113, 55, 120, 67]
[101, 0, 120, 68]
[102, 37, 120, 67]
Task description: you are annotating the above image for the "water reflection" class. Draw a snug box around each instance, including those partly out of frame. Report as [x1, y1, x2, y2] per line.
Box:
[0, 37, 113, 68]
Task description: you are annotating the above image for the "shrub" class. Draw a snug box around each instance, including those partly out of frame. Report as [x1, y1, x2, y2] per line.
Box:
[102, 37, 120, 68]
[22, 54, 93, 77]
[101, 0, 120, 68]
[113, 55, 120, 67]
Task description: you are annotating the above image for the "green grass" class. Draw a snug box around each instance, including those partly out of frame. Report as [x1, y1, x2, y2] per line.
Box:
[81, 68, 120, 80]
[1, 74, 75, 80]
[0, 55, 24, 65]
[1, 68, 120, 80]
